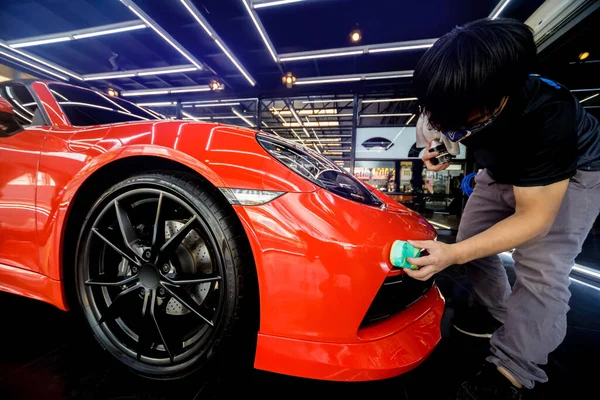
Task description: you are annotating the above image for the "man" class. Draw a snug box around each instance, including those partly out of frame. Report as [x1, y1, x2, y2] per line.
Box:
[407, 18, 600, 399]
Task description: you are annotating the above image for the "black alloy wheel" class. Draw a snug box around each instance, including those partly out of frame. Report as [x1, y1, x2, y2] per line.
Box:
[75, 173, 252, 379]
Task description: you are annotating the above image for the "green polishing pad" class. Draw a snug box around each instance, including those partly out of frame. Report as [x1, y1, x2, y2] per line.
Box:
[390, 240, 421, 270]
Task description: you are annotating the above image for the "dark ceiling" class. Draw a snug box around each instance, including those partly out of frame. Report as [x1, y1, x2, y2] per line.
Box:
[0, 0, 545, 99]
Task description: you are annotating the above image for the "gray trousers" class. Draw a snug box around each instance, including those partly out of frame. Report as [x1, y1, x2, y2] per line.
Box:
[456, 169, 600, 389]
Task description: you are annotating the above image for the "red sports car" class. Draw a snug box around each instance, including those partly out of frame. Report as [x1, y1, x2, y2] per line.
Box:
[0, 80, 444, 381]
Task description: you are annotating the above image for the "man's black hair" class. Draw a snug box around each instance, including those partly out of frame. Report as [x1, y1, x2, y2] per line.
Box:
[413, 18, 537, 130]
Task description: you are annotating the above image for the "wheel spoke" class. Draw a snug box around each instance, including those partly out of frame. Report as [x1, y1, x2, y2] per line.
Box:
[114, 200, 142, 259]
[151, 192, 165, 262]
[162, 274, 221, 286]
[91, 229, 141, 266]
[98, 282, 141, 324]
[161, 284, 214, 326]
[150, 292, 174, 363]
[136, 289, 152, 360]
[86, 273, 138, 287]
[159, 215, 198, 257]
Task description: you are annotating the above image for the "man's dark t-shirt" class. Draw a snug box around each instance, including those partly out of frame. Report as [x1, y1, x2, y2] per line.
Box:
[461, 75, 600, 187]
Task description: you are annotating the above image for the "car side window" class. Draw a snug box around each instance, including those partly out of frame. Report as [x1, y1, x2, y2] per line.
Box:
[48, 84, 159, 126]
[0, 83, 44, 127]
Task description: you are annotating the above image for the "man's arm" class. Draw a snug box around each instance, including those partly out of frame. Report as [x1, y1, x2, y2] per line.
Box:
[405, 179, 569, 281]
[453, 179, 569, 263]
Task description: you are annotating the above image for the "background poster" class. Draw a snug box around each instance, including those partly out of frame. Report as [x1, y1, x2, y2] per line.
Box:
[355, 127, 466, 160]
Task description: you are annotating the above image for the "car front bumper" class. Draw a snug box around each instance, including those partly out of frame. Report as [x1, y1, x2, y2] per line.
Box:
[233, 189, 443, 381]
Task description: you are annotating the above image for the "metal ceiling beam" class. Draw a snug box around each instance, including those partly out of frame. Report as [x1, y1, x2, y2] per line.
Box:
[278, 38, 436, 62]
[6, 21, 147, 48]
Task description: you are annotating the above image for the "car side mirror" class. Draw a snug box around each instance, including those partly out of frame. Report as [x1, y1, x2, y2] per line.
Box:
[0, 97, 24, 137]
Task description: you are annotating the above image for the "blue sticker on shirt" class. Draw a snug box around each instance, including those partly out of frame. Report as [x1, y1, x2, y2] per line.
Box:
[540, 77, 561, 89]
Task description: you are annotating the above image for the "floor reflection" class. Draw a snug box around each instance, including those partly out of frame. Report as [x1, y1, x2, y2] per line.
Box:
[1, 246, 598, 399]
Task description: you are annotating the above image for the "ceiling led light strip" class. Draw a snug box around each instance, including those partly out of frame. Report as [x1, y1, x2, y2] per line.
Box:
[120, 0, 203, 70]
[278, 39, 437, 63]
[241, 0, 278, 63]
[121, 85, 212, 97]
[490, 0, 512, 20]
[180, 0, 256, 86]
[83, 65, 200, 81]
[280, 50, 363, 62]
[184, 102, 241, 108]
[360, 113, 413, 118]
[302, 98, 354, 104]
[72, 24, 147, 39]
[0, 42, 81, 80]
[11, 37, 71, 48]
[362, 97, 418, 103]
[0, 49, 67, 80]
[232, 108, 255, 127]
[253, 0, 305, 8]
[295, 71, 413, 86]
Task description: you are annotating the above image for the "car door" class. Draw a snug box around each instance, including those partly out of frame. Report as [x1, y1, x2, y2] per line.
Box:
[0, 82, 50, 272]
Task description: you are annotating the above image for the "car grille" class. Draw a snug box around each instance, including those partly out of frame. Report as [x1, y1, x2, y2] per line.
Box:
[361, 274, 434, 326]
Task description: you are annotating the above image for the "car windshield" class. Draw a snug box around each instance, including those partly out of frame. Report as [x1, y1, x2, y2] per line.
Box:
[48, 83, 162, 127]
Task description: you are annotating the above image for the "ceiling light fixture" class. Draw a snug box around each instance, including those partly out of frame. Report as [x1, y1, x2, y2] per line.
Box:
[253, 0, 305, 9]
[295, 70, 413, 86]
[10, 36, 72, 48]
[278, 39, 436, 63]
[360, 113, 413, 118]
[579, 93, 599, 103]
[369, 44, 433, 53]
[579, 51, 590, 60]
[120, 0, 203, 70]
[182, 111, 199, 121]
[0, 49, 67, 80]
[296, 77, 361, 85]
[0, 42, 81, 80]
[121, 85, 212, 97]
[302, 98, 354, 104]
[280, 50, 363, 62]
[303, 127, 310, 137]
[180, 0, 256, 86]
[137, 66, 198, 76]
[241, 0, 279, 63]
[138, 102, 176, 107]
[490, 0, 511, 20]
[107, 88, 119, 97]
[72, 23, 147, 39]
[282, 121, 340, 127]
[362, 97, 418, 103]
[187, 102, 241, 108]
[282, 72, 296, 88]
[232, 108, 255, 127]
[209, 80, 224, 91]
[83, 72, 135, 81]
[351, 30, 361, 43]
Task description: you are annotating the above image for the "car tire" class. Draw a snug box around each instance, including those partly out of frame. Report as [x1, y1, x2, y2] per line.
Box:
[74, 172, 254, 380]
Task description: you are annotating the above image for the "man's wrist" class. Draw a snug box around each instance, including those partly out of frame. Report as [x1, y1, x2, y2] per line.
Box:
[451, 242, 471, 265]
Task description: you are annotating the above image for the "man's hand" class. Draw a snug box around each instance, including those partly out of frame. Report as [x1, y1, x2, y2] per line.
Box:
[422, 140, 450, 171]
[404, 240, 461, 281]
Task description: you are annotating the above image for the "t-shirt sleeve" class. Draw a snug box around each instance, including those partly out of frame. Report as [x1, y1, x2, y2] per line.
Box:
[512, 100, 578, 187]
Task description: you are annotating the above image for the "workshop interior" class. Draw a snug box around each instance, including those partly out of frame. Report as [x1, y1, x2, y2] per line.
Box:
[0, 0, 599, 399]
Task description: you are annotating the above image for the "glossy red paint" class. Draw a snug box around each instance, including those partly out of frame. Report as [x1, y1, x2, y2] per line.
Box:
[0, 81, 444, 381]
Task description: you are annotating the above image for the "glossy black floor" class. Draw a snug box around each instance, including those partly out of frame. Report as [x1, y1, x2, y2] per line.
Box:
[1, 237, 599, 399]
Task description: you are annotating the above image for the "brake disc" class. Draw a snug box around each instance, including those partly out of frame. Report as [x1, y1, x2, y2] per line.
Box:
[164, 220, 213, 316]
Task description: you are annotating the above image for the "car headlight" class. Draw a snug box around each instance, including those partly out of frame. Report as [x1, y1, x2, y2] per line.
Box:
[257, 134, 383, 207]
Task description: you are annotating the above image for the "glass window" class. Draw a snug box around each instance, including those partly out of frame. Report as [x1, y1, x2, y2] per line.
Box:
[49, 84, 160, 126]
[354, 161, 396, 192]
[0, 83, 43, 126]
